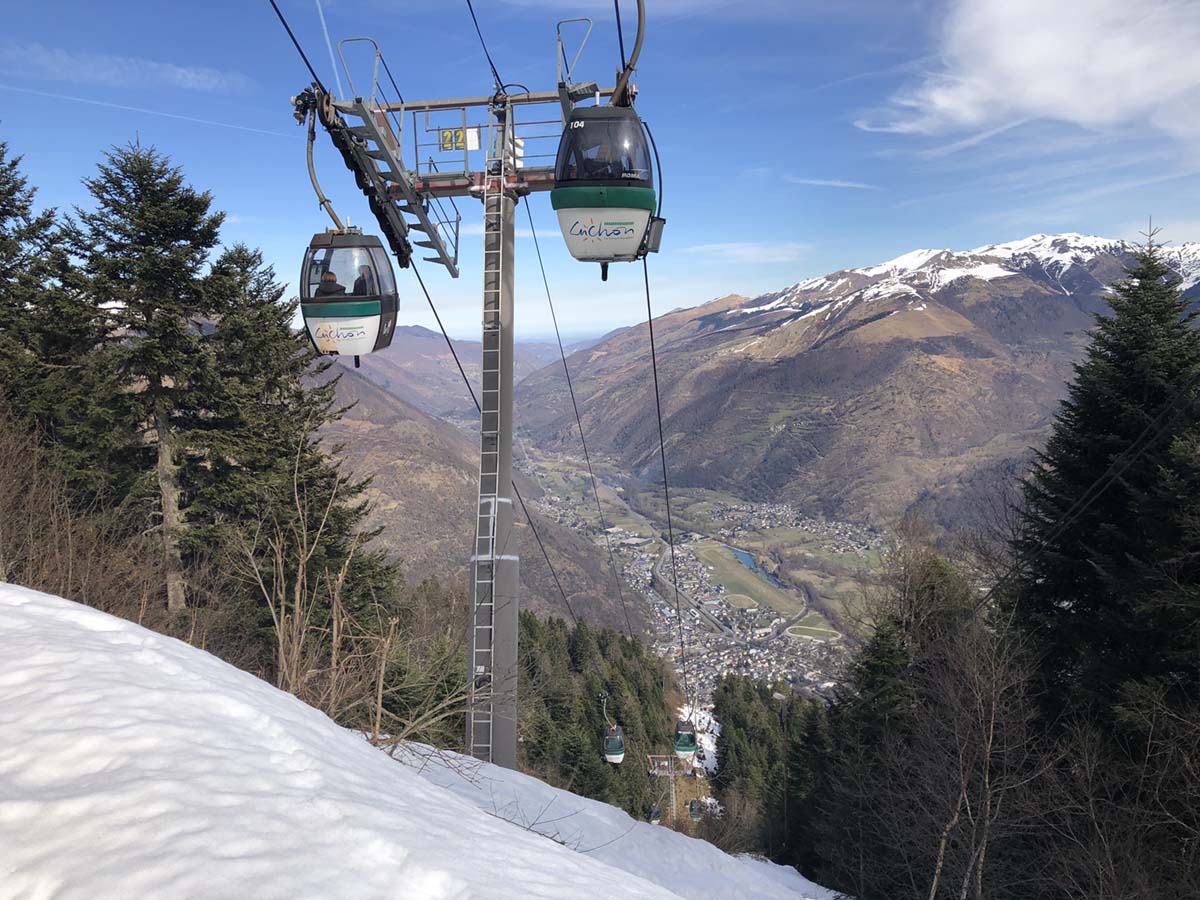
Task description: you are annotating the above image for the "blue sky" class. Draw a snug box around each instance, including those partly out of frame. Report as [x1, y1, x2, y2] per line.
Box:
[3, 0, 1199, 338]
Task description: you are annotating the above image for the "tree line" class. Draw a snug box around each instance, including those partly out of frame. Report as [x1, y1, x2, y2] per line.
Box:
[711, 245, 1200, 898]
[0, 139, 466, 746]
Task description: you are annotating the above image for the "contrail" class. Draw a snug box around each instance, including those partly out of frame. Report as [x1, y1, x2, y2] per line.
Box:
[314, 0, 345, 98]
[0, 84, 296, 139]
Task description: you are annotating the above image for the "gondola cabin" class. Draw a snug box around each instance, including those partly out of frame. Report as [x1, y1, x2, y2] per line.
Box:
[551, 106, 660, 267]
[603, 724, 626, 765]
[300, 231, 398, 359]
[673, 720, 697, 759]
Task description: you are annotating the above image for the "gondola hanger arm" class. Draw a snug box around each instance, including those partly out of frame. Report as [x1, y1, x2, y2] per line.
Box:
[610, 0, 645, 107]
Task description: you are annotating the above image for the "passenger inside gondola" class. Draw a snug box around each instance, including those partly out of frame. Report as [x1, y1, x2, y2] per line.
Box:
[314, 270, 346, 297]
[353, 264, 376, 296]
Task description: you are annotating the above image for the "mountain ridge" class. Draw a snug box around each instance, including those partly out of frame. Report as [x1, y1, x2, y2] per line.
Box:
[515, 232, 1198, 530]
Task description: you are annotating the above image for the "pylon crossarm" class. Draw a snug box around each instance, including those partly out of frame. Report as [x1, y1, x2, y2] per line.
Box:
[381, 87, 615, 114]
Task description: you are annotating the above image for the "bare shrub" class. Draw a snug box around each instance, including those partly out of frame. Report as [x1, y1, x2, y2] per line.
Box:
[696, 788, 762, 855]
[227, 449, 470, 745]
[0, 408, 162, 617]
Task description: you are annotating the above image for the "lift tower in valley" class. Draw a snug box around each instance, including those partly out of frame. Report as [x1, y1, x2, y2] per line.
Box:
[301, 25, 633, 768]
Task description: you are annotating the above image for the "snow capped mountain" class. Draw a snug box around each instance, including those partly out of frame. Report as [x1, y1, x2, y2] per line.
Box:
[518, 229, 1200, 531]
[726, 232, 1200, 325]
[0, 584, 831, 899]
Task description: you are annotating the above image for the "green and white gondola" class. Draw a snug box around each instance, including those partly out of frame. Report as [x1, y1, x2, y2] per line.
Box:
[673, 719, 697, 760]
[551, 106, 661, 267]
[300, 231, 398, 359]
[603, 724, 626, 765]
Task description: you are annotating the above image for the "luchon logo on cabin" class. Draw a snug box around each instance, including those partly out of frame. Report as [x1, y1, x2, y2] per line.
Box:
[569, 218, 637, 242]
[315, 323, 367, 341]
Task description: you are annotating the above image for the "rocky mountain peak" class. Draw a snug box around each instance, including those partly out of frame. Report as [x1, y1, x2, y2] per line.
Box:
[724, 233, 1200, 328]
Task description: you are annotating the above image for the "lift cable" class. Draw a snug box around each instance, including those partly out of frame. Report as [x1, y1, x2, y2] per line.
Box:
[410, 261, 582, 627]
[610, 0, 645, 106]
[613, 0, 628, 71]
[642, 257, 692, 707]
[972, 365, 1200, 616]
[525, 202, 637, 640]
[267, 0, 327, 93]
[465, 0, 505, 89]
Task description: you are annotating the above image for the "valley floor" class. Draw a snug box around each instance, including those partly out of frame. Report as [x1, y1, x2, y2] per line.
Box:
[515, 444, 880, 700]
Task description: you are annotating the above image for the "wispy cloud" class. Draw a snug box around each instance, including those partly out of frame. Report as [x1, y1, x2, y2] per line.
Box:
[0, 40, 253, 93]
[801, 54, 936, 94]
[913, 119, 1034, 159]
[855, 0, 1200, 150]
[0, 85, 293, 138]
[978, 169, 1200, 232]
[684, 242, 810, 264]
[786, 176, 881, 190]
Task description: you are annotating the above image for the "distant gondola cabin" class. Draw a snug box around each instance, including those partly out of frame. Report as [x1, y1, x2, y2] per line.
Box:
[551, 106, 656, 263]
[300, 232, 398, 357]
[673, 720, 697, 759]
[603, 725, 626, 765]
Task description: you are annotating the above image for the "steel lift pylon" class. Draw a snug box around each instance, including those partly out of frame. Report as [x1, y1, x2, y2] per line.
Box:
[304, 32, 621, 768]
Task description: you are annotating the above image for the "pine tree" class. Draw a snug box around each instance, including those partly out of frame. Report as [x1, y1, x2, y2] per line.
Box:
[0, 142, 109, 487]
[66, 143, 223, 610]
[186, 243, 396, 636]
[1011, 241, 1200, 720]
[785, 700, 831, 872]
[808, 619, 915, 898]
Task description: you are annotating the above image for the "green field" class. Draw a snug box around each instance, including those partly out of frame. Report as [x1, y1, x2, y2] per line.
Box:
[787, 624, 839, 641]
[692, 540, 807, 618]
[725, 592, 756, 609]
[784, 606, 840, 642]
[733, 527, 877, 629]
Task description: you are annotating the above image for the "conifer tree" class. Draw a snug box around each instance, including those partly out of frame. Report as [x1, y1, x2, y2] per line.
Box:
[66, 143, 222, 611]
[189, 243, 395, 626]
[1012, 241, 1200, 720]
[785, 701, 830, 872]
[0, 142, 108, 486]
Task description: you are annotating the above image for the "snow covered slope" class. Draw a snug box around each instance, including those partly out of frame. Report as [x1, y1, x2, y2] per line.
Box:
[0, 584, 831, 899]
[725, 232, 1200, 324]
[407, 746, 830, 900]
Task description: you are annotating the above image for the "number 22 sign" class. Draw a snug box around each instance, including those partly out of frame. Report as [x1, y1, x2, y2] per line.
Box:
[439, 128, 466, 151]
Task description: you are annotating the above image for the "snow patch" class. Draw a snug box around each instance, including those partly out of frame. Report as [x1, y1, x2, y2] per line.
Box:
[0, 584, 833, 899]
[680, 705, 721, 776]
[931, 263, 1014, 289]
[855, 247, 947, 277]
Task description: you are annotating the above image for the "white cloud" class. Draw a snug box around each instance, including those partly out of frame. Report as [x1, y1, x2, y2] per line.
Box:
[0, 41, 252, 93]
[857, 0, 1200, 147]
[786, 176, 881, 190]
[683, 242, 810, 264]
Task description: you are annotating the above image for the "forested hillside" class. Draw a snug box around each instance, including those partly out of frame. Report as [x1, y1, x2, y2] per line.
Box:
[518, 612, 676, 819]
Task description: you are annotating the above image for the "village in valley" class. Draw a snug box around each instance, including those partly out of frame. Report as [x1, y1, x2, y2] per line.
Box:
[519, 449, 884, 702]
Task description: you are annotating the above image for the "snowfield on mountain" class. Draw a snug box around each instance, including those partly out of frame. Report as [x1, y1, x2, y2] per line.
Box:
[0, 583, 833, 900]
